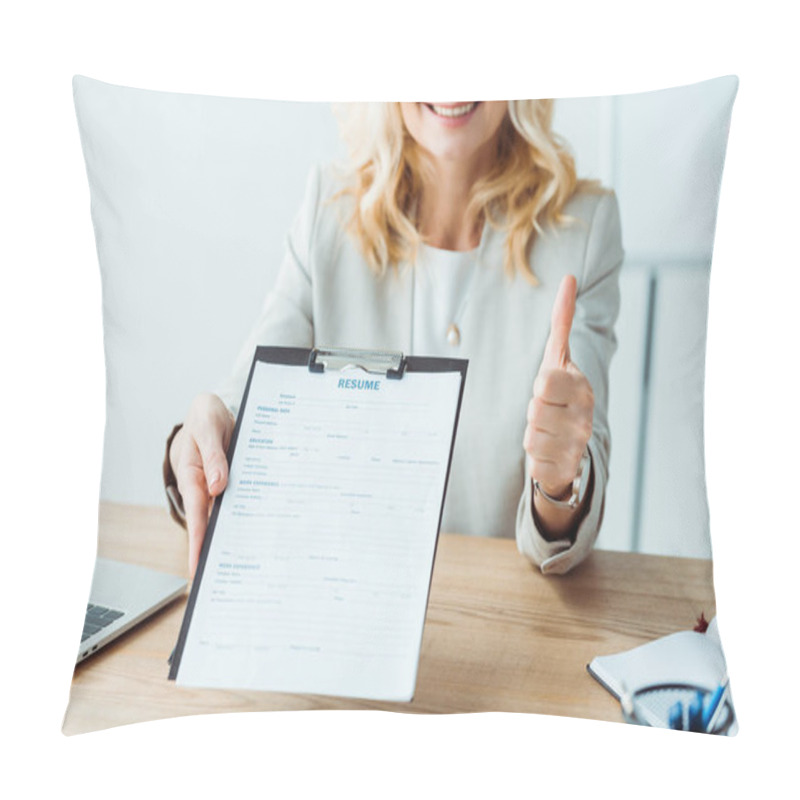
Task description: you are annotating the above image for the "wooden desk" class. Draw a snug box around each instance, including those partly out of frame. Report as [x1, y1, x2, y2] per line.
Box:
[63, 503, 717, 735]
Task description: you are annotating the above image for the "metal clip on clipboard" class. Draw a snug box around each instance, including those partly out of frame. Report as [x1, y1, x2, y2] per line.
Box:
[307, 347, 407, 379]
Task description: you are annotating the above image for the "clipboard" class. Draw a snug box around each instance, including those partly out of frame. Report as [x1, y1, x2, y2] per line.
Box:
[169, 346, 467, 702]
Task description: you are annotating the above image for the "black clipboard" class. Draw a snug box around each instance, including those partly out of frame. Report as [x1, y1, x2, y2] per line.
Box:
[169, 345, 467, 689]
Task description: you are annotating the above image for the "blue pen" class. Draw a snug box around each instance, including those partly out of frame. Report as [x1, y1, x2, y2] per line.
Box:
[688, 692, 704, 732]
[668, 701, 684, 730]
[702, 676, 730, 732]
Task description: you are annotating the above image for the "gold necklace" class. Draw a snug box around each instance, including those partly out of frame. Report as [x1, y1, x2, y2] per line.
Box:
[423, 248, 479, 348]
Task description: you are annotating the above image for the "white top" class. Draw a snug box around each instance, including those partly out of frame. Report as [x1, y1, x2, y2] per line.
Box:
[412, 244, 478, 355]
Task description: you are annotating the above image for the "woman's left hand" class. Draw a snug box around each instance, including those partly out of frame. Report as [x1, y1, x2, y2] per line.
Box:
[523, 275, 594, 516]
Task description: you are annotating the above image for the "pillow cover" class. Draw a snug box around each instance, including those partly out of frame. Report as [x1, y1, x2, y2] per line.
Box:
[63, 75, 738, 735]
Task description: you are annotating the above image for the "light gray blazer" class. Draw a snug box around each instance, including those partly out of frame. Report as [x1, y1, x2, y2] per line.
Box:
[217, 164, 624, 575]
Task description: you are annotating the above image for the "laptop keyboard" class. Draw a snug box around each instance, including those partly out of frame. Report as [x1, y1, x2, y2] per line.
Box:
[82, 603, 125, 642]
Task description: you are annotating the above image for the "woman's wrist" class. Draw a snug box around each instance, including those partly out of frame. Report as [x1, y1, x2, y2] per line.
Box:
[531, 458, 594, 542]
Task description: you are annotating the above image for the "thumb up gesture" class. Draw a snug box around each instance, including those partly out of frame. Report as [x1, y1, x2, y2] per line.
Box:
[524, 275, 594, 511]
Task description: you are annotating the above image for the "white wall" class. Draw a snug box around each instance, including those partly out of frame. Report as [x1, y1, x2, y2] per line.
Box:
[79, 77, 736, 558]
[553, 79, 734, 556]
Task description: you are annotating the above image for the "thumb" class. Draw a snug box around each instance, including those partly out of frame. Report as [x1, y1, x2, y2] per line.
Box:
[543, 275, 577, 369]
[195, 425, 230, 497]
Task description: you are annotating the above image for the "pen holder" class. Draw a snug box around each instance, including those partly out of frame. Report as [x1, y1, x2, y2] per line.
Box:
[620, 683, 735, 735]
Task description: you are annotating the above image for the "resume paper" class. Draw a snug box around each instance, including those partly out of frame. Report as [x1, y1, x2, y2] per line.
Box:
[174, 360, 463, 701]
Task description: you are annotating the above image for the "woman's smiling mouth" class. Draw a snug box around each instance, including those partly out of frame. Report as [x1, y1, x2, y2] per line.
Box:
[425, 102, 480, 118]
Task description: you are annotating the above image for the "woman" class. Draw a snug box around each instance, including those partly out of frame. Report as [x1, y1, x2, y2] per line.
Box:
[164, 100, 623, 578]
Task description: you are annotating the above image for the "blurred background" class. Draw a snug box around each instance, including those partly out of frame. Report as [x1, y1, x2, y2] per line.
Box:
[75, 76, 737, 558]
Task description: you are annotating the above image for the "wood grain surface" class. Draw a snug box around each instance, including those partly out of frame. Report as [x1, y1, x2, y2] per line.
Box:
[62, 503, 716, 735]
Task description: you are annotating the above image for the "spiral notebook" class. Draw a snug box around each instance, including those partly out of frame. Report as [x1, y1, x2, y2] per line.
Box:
[588, 617, 737, 733]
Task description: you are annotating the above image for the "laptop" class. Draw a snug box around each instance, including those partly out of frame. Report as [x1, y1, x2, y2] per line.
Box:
[77, 558, 187, 663]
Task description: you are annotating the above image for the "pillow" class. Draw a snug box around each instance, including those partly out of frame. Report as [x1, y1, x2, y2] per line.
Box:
[64, 75, 738, 735]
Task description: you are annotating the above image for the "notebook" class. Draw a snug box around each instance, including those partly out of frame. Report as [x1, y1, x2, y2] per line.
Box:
[77, 558, 187, 663]
[587, 617, 737, 733]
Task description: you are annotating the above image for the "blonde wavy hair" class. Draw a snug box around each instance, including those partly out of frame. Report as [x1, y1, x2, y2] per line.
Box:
[330, 101, 600, 284]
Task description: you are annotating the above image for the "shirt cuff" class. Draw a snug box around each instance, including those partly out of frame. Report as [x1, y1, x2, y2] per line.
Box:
[516, 440, 605, 575]
[163, 422, 187, 528]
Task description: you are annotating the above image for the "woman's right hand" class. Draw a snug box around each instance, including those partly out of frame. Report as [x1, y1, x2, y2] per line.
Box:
[169, 393, 235, 577]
